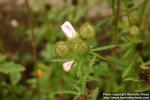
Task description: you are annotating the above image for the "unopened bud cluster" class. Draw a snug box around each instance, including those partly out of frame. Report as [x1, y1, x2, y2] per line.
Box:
[55, 21, 96, 57]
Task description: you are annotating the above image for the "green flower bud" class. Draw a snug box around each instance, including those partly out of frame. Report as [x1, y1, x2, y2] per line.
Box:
[55, 41, 69, 57]
[129, 25, 139, 36]
[68, 38, 89, 55]
[80, 23, 96, 39]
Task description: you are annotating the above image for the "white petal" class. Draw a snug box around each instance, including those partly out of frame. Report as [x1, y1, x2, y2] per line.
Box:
[61, 21, 76, 38]
[63, 60, 74, 72]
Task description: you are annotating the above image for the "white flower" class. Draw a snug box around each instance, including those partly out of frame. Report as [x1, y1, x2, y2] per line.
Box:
[63, 60, 74, 72]
[61, 21, 77, 38]
[61, 21, 77, 72]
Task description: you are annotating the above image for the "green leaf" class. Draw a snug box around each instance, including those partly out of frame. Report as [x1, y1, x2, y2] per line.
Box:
[91, 42, 132, 52]
[10, 72, 21, 85]
[91, 44, 116, 52]
[89, 56, 97, 67]
[89, 52, 106, 61]
[144, 61, 150, 66]
[123, 76, 139, 82]
[53, 91, 79, 95]
[93, 61, 109, 77]
[92, 87, 99, 100]
[135, 84, 150, 92]
[122, 54, 135, 78]
[87, 76, 98, 81]
[41, 43, 54, 61]
[123, 47, 133, 58]
[50, 59, 72, 62]
[122, 63, 133, 78]
[0, 62, 25, 74]
[0, 54, 7, 62]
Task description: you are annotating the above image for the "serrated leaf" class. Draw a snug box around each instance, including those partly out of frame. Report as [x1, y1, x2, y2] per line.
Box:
[0, 62, 25, 74]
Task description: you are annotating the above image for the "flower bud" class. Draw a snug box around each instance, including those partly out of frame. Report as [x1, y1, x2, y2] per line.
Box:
[69, 38, 89, 54]
[55, 41, 69, 57]
[129, 25, 139, 36]
[80, 23, 95, 39]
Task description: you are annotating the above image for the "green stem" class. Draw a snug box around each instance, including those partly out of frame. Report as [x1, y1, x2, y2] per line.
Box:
[81, 65, 86, 94]
[53, 91, 79, 95]
[25, 0, 40, 99]
[139, 0, 148, 25]
[78, 56, 87, 95]
[126, 5, 132, 26]
[112, 0, 115, 16]
[10, 76, 18, 99]
[112, 0, 120, 44]
[121, 0, 148, 17]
